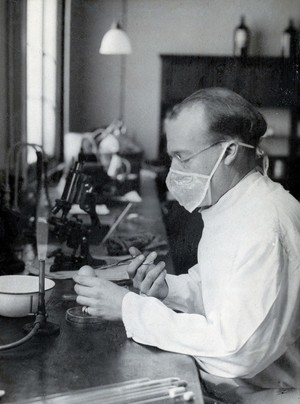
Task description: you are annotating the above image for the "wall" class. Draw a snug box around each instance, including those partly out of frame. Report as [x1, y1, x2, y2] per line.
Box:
[0, 1, 7, 169]
[70, 0, 123, 131]
[69, 0, 300, 160]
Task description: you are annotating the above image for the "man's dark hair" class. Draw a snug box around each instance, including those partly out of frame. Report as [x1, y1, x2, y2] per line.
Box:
[167, 88, 267, 147]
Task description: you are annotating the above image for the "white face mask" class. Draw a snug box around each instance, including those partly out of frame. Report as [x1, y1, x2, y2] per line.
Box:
[166, 141, 256, 213]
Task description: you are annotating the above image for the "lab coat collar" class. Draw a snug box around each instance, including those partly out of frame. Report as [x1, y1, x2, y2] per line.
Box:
[201, 170, 263, 220]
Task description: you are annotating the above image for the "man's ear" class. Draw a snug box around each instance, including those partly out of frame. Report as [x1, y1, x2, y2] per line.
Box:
[224, 143, 239, 166]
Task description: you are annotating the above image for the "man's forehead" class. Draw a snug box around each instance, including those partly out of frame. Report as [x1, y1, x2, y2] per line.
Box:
[166, 105, 210, 151]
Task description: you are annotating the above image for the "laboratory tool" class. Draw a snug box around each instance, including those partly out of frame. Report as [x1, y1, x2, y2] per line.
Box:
[1, 142, 50, 275]
[0, 275, 54, 317]
[16, 377, 195, 403]
[23, 217, 60, 336]
[0, 217, 59, 351]
[49, 160, 109, 271]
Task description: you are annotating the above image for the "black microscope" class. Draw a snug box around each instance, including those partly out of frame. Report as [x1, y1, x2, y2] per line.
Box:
[48, 160, 109, 271]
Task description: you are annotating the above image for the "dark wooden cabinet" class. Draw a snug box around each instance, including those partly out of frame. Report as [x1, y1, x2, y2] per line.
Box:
[160, 56, 299, 109]
[159, 55, 300, 197]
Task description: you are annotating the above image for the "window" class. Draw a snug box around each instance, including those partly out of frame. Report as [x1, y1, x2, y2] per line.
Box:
[26, 0, 62, 164]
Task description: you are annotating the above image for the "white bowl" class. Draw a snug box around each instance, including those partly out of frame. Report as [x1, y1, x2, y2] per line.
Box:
[0, 275, 55, 318]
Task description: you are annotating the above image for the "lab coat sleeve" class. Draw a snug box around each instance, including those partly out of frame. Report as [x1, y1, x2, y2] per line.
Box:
[162, 265, 205, 314]
[122, 236, 298, 379]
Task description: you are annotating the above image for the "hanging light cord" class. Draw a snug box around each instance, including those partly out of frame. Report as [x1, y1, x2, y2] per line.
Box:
[119, 0, 128, 120]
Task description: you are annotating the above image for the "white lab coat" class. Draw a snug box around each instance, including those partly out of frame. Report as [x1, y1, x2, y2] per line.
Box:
[122, 172, 300, 389]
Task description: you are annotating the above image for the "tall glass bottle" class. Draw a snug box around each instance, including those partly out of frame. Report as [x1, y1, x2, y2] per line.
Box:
[233, 15, 250, 58]
[281, 19, 298, 59]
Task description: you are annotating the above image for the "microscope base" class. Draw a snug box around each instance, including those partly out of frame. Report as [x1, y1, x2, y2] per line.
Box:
[49, 253, 106, 272]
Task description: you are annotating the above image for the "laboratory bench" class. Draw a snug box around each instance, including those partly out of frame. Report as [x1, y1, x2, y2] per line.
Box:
[0, 172, 205, 403]
[0, 279, 204, 403]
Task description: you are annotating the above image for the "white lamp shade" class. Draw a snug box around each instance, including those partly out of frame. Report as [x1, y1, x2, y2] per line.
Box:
[100, 25, 132, 55]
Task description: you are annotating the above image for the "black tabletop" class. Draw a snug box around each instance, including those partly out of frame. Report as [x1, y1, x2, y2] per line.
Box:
[0, 279, 204, 403]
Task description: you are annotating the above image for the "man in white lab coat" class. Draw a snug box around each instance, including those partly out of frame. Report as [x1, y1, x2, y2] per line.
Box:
[74, 88, 300, 403]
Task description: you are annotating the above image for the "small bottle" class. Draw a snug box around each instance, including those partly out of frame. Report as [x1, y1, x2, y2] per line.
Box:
[281, 19, 298, 59]
[233, 15, 250, 58]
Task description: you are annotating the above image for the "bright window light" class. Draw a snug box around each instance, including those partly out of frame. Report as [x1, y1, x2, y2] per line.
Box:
[26, 0, 58, 164]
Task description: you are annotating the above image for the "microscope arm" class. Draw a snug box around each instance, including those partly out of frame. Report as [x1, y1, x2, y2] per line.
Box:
[49, 161, 107, 271]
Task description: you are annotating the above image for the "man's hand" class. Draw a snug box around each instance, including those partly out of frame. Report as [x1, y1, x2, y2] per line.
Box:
[73, 275, 129, 321]
[127, 247, 169, 300]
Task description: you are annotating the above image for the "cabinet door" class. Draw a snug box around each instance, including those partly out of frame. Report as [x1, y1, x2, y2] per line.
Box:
[233, 58, 298, 107]
[161, 56, 237, 105]
[160, 56, 298, 109]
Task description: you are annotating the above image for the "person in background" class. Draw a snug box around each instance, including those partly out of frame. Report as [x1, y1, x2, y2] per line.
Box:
[74, 88, 300, 403]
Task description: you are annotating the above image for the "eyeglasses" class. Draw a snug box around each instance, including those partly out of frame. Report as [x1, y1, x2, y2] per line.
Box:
[170, 141, 225, 164]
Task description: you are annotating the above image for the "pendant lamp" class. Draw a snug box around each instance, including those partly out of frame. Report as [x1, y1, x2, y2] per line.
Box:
[99, 22, 132, 55]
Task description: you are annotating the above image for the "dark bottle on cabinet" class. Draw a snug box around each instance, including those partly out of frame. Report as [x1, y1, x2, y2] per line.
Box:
[281, 19, 298, 59]
[233, 15, 250, 57]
